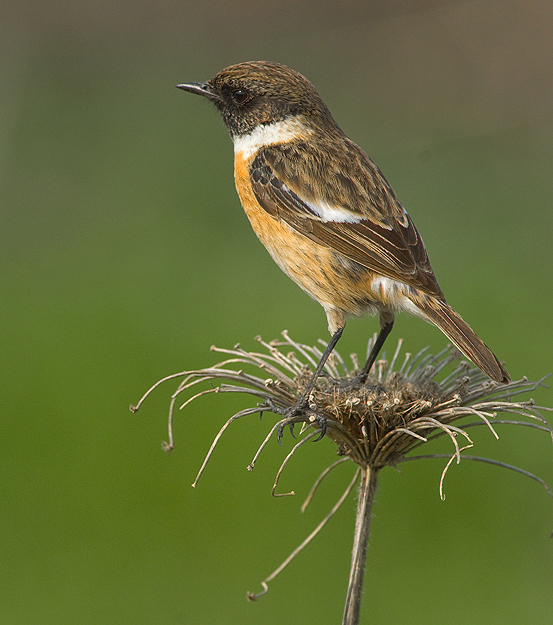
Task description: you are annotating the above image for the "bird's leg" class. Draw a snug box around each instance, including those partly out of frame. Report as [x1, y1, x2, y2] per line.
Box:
[295, 326, 344, 408]
[357, 312, 395, 385]
[269, 326, 344, 443]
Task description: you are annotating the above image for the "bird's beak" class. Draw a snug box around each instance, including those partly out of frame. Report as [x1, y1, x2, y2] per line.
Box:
[176, 82, 220, 101]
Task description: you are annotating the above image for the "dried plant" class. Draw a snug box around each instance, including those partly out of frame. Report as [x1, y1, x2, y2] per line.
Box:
[132, 333, 552, 625]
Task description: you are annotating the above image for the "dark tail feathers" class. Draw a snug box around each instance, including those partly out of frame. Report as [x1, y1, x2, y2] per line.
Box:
[415, 297, 509, 383]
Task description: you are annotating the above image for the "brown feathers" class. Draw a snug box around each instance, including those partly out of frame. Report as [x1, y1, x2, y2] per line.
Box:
[250, 145, 443, 298]
[414, 296, 510, 383]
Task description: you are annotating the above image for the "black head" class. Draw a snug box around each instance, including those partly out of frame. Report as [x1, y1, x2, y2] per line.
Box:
[177, 61, 339, 137]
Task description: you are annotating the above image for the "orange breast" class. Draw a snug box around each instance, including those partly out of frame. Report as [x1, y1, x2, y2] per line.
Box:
[233, 151, 391, 322]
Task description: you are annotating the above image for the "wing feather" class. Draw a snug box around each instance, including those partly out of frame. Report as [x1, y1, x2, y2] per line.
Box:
[249, 144, 443, 298]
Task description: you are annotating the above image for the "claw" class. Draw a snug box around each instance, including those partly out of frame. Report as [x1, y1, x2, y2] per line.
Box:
[276, 422, 286, 446]
[271, 394, 325, 445]
[276, 419, 297, 446]
[288, 422, 296, 439]
[312, 414, 327, 441]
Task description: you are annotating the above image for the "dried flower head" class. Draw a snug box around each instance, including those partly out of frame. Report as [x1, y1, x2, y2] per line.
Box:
[133, 332, 550, 485]
[132, 333, 552, 624]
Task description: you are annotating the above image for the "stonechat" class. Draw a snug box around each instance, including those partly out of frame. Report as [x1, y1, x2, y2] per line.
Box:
[177, 61, 509, 400]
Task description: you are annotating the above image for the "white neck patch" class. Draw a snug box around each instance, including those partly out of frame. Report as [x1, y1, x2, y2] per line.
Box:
[233, 116, 310, 159]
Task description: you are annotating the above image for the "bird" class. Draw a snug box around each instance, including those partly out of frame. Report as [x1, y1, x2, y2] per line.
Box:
[176, 60, 509, 409]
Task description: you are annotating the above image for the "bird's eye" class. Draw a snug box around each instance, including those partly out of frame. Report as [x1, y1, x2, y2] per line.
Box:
[231, 88, 250, 104]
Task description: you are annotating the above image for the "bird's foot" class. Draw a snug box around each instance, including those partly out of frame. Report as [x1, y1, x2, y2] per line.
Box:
[350, 372, 387, 395]
[261, 396, 327, 445]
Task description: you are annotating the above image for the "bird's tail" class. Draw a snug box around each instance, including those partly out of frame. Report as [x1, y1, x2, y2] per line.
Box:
[413, 296, 510, 383]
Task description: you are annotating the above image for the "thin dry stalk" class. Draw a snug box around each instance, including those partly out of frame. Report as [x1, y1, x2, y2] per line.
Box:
[343, 465, 379, 625]
[248, 468, 361, 602]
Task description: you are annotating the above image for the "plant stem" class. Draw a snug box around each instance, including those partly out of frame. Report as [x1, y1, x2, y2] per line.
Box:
[342, 465, 379, 625]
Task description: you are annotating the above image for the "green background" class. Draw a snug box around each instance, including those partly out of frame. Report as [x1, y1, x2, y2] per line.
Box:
[2, 1, 552, 623]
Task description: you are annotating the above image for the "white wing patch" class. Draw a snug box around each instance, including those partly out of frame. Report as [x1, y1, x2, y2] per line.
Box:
[303, 199, 363, 223]
[234, 116, 362, 224]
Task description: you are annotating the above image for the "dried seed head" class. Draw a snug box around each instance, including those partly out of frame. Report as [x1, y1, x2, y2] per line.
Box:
[133, 332, 551, 478]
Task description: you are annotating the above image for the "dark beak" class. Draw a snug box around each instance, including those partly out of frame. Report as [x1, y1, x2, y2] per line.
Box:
[176, 82, 220, 101]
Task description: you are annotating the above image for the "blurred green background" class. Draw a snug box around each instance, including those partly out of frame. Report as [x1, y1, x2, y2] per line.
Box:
[2, 0, 552, 623]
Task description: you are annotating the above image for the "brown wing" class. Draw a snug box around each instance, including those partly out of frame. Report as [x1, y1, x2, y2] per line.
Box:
[249, 143, 444, 298]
